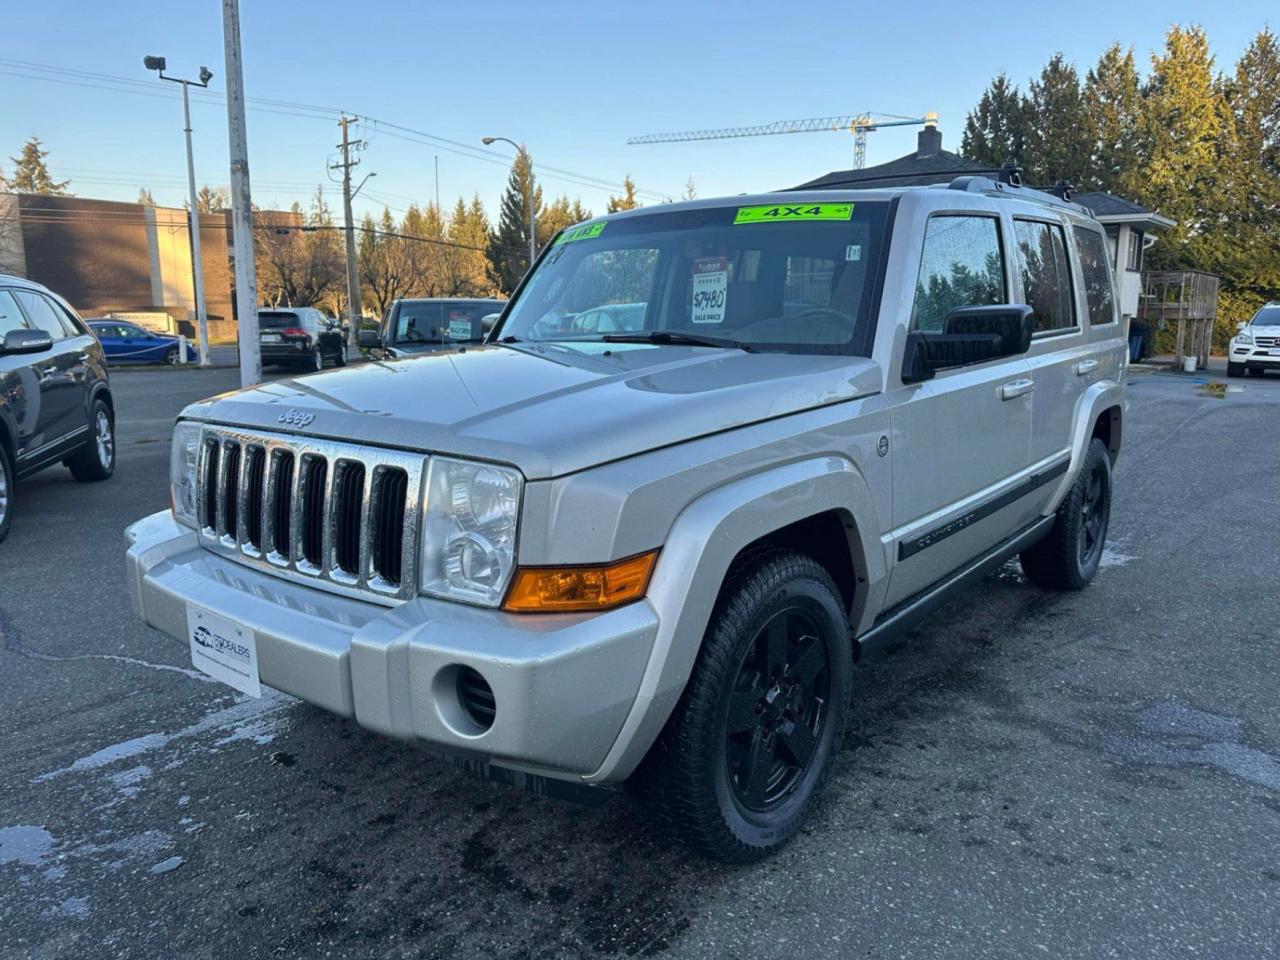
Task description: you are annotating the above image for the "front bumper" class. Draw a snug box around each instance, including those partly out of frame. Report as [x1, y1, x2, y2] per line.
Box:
[124, 510, 658, 782]
[1230, 344, 1280, 365]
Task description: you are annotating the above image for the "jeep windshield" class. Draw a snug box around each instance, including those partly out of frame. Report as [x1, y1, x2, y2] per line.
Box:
[1251, 306, 1280, 326]
[496, 200, 890, 355]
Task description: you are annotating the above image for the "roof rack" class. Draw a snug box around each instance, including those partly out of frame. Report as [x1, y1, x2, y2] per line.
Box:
[946, 168, 1083, 212]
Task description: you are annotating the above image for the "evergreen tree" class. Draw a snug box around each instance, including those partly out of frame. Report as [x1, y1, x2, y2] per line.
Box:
[1023, 54, 1090, 185]
[137, 187, 157, 206]
[8, 137, 71, 195]
[536, 195, 577, 249]
[487, 150, 541, 293]
[447, 195, 497, 296]
[606, 175, 640, 212]
[1137, 26, 1234, 272]
[682, 176, 697, 201]
[960, 74, 1028, 168]
[1081, 45, 1143, 193]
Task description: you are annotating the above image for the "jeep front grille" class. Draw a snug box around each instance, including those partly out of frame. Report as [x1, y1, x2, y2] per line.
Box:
[196, 426, 426, 603]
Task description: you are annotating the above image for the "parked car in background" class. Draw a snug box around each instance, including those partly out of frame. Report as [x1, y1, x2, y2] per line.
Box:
[258, 307, 347, 372]
[359, 298, 506, 358]
[87, 319, 184, 365]
[1228, 302, 1280, 377]
[1, 275, 115, 543]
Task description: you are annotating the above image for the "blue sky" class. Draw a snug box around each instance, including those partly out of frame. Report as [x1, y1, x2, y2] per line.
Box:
[1, 1, 1272, 223]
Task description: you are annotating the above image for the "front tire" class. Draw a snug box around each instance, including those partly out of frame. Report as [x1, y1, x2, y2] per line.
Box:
[0, 447, 13, 543]
[310, 347, 324, 372]
[334, 343, 348, 367]
[164, 346, 180, 365]
[68, 400, 116, 482]
[1019, 437, 1112, 590]
[634, 551, 852, 862]
[1227, 362, 1243, 378]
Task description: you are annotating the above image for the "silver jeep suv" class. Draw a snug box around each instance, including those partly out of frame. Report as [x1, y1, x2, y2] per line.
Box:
[125, 177, 1124, 861]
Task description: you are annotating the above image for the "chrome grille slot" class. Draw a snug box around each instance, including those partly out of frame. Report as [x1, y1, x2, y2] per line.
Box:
[194, 426, 426, 605]
[201, 439, 220, 532]
[371, 467, 408, 587]
[331, 460, 365, 577]
[243, 445, 266, 552]
[298, 455, 328, 570]
[220, 441, 241, 544]
[268, 450, 294, 561]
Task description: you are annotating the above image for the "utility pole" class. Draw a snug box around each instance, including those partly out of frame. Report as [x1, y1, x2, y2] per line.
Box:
[142, 56, 214, 367]
[221, 0, 260, 387]
[333, 115, 367, 351]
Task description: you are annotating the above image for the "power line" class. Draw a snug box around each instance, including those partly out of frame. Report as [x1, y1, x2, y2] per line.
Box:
[4, 58, 678, 202]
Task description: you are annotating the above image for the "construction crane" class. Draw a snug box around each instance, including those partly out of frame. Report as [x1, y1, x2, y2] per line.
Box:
[629, 112, 938, 169]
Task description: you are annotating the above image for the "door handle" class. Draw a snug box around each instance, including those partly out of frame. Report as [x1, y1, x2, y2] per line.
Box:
[1000, 378, 1034, 401]
[1074, 359, 1099, 376]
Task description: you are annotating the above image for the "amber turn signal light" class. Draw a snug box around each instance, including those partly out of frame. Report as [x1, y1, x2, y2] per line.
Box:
[503, 551, 659, 613]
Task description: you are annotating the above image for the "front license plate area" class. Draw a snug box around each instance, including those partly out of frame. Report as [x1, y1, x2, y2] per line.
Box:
[186, 603, 261, 697]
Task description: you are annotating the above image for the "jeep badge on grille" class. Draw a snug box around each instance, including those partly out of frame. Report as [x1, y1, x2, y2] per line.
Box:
[277, 409, 315, 427]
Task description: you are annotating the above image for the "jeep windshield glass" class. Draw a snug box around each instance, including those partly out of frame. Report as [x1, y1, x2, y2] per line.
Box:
[497, 200, 890, 355]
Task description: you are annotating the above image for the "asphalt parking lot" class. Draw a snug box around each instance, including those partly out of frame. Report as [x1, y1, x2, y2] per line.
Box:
[2, 363, 1279, 959]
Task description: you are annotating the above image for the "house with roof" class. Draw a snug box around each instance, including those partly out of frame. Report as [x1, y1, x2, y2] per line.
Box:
[792, 125, 1175, 325]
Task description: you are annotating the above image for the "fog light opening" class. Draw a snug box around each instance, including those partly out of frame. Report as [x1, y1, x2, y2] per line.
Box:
[455, 666, 496, 733]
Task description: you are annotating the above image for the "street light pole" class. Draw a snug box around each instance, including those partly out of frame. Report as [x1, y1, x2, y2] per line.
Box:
[482, 136, 536, 270]
[143, 55, 214, 367]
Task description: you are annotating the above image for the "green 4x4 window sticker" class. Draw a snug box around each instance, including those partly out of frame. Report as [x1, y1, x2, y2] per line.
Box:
[734, 203, 854, 224]
[555, 221, 607, 245]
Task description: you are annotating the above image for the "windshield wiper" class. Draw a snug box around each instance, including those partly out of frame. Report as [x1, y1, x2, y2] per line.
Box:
[600, 331, 754, 352]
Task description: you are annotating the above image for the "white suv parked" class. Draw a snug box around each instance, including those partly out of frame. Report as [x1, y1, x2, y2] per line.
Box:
[1228, 302, 1280, 377]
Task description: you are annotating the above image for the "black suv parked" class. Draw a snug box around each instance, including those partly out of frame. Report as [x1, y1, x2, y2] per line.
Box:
[258, 307, 348, 371]
[0, 275, 115, 543]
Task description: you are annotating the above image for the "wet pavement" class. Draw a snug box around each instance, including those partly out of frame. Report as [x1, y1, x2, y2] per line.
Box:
[2, 364, 1279, 959]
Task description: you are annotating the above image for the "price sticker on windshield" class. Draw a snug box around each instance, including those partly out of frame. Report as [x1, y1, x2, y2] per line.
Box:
[691, 258, 727, 325]
[734, 203, 854, 224]
[555, 221, 607, 245]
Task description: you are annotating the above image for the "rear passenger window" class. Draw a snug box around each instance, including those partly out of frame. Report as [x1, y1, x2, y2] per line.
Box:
[0, 290, 29, 336]
[14, 291, 76, 339]
[912, 216, 1005, 332]
[1073, 226, 1117, 326]
[1014, 219, 1076, 333]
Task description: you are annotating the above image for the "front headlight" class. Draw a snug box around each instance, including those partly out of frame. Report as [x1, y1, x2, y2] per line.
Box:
[1237, 332, 1253, 345]
[169, 421, 202, 527]
[420, 457, 522, 606]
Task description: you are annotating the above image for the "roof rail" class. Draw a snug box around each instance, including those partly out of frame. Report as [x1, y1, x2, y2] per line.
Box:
[946, 172, 1084, 212]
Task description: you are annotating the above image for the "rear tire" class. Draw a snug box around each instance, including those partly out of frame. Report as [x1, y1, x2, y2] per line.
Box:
[310, 347, 324, 372]
[1227, 362, 1244, 377]
[0, 446, 13, 543]
[68, 399, 116, 482]
[334, 343, 348, 367]
[633, 551, 852, 862]
[1019, 437, 1111, 590]
[164, 346, 180, 365]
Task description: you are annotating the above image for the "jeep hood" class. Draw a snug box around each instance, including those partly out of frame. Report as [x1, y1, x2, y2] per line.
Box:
[182, 343, 881, 479]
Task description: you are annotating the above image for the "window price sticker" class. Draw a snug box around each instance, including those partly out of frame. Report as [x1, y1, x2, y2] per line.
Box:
[691, 257, 727, 325]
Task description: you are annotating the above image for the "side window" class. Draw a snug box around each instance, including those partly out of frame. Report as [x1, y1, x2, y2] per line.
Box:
[912, 216, 1005, 332]
[1013, 219, 1076, 333]
[48, 297, 86, 336]
[0, 290, 30, 336]
[14, 290, 75, 339]
[1072, 226, 1117, 327]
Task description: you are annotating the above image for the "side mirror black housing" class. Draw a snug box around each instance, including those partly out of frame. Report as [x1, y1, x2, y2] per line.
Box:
[902, 305, 1035, 383]
[357, 328, 381, 349]
[0, 329, 54, 356]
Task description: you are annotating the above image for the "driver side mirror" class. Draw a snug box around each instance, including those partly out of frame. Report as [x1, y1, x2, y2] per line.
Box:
[0, 328, 54, 356]
[1237, 321, 1248, 332]
[357, 328, 381, 349]
[902, 305, 1035, 383]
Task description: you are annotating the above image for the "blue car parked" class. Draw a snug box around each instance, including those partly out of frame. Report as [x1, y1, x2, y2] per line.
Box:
[87, 320, 184, 365]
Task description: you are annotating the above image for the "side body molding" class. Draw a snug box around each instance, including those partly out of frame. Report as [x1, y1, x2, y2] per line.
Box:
[585, 455, 886, 784]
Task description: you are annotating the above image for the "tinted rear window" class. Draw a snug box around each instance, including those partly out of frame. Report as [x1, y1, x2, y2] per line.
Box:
[259, 311, 303, 329]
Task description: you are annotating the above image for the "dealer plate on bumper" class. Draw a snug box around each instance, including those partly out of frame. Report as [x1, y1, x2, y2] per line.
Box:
[186, 604, 261, 697]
